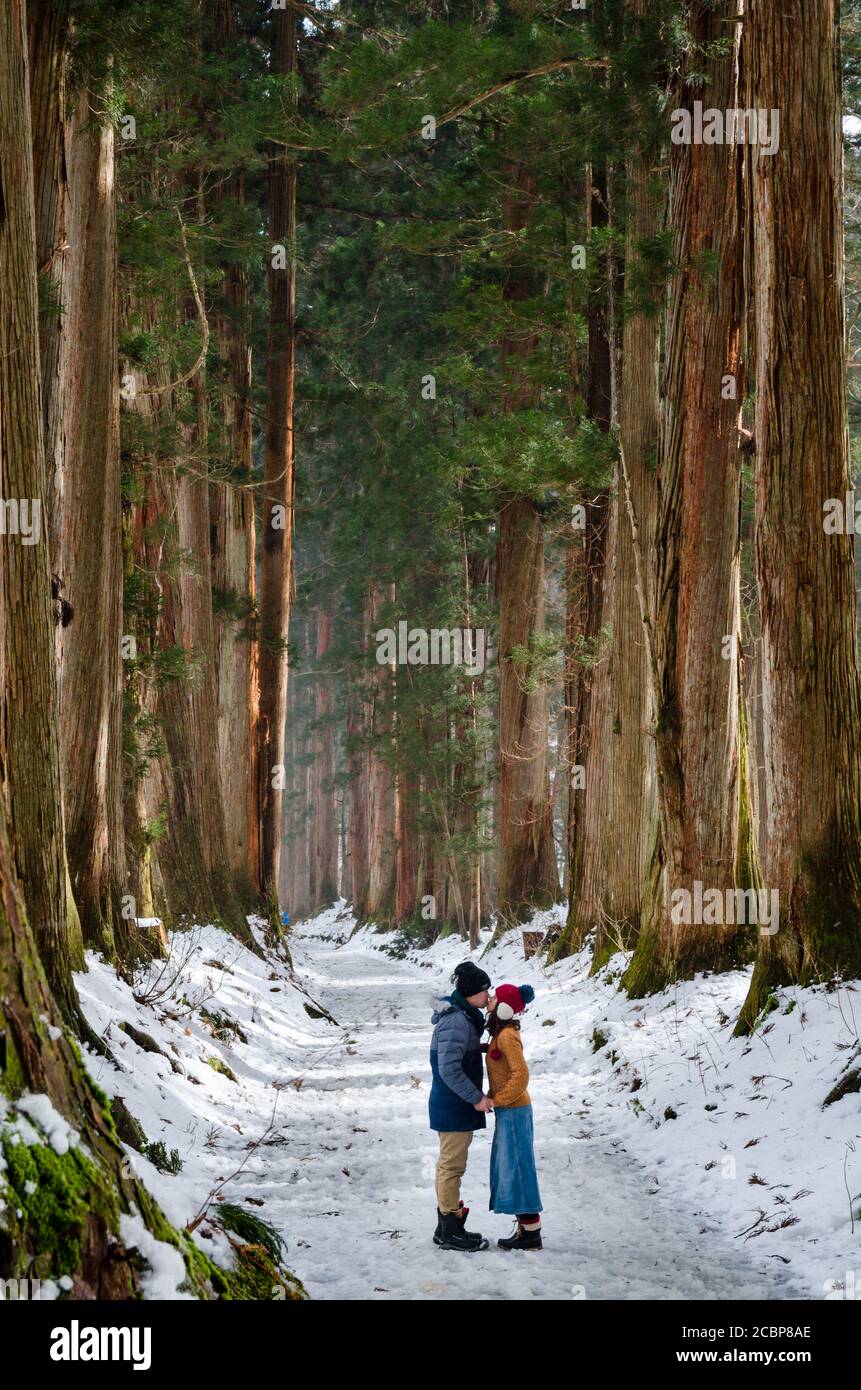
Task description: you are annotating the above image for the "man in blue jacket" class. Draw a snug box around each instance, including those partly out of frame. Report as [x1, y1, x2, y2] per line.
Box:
[429, 960, 493, 1251]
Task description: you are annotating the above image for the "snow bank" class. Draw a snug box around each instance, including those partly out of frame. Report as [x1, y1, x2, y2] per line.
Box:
[75, 918, 338, 1285]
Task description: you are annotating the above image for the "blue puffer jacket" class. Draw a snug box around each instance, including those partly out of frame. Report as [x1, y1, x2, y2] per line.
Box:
[428, 994, 486, 1132]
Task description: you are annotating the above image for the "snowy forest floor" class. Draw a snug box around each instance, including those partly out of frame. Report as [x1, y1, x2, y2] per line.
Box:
[76, 905, 860, 1301]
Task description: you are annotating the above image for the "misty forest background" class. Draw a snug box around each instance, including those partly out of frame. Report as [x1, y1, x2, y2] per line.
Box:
[3, 0, 861, 1295]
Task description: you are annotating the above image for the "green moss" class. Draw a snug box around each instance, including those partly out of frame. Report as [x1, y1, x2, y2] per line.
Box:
[1, 1138, 119, 1277]
[109, 1096, 147, 1151]
[621, 921, 666, 997]
[85, 1077, 118, 1140]
[0, 1008, 25, 1099]
[218, 1241, 306, 1301]
[177, 1229, 228, 1297]
[207, 1056, 238, 1083]
[589, 933, 625, 975]
[131, 1187, 220, 1300]
[0, 1115, 304, 1301]
[733, 943, 793, 1036]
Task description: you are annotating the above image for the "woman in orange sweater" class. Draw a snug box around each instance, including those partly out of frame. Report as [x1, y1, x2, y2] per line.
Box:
[484, 983, 543, 1251]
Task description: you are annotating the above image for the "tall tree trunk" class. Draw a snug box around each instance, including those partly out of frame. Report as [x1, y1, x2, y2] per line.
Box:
[27, 0, 90, 973]
[496, 497, 560, 924]
[57, 90, 129, 958]
[561, 518, 584, 913]
[624, 0, 754, 995]
[280, 610, 308, 919]
[139, 465, 251, 939]
[738, 0, 861, 1025]
[124, 269, 252, 945]
[453, 537, 485, 947]
[312, 607, 338, 909]
[259, 1, 297, 912]
[347, 679, 370, 916]
[496, 162, 561, 927]
[210, 210, 260, 904]
[364, 586, 397, 923]
[0, 0, 206, 1295]
[602, 59, 661, 962]
[28, 0, 66, 543]
[560, 164, 614, 956]
[568, 486, 616, 952]
[0, 0, 81, 1022]
[209, 0, 259, 909]
[395, 763, 419, 923]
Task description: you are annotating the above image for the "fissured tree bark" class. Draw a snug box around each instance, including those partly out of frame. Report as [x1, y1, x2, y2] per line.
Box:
[0, 0, 81, 1022]
[259, 0, 298, 913]
[56, 88, 129, 959]
[738, 0, 861, 1026]
[624, 1, 757, 996]
[495, 163, 561, 927]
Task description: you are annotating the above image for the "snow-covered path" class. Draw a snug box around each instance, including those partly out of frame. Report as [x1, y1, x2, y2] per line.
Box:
[264, 915, 804, 1301]
[78, 904, 851, 1300]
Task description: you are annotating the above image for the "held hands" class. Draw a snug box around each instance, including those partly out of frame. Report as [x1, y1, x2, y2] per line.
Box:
[474, 1094, 494, 1113]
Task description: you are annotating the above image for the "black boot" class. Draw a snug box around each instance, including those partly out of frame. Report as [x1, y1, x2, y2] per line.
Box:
[435, 1210, 489, 1251]
[497, 1221, 543, 1252]
[433, 1200, 470, 1245]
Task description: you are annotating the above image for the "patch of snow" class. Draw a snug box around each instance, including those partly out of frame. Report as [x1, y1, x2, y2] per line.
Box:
[13, 1093, 80, 1155]
[34, 1279, 61, 1300]
[119, 1212, 194, 1300]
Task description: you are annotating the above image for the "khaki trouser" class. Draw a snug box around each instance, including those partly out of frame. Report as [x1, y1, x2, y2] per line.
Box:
[435, 1131, 474, 1213]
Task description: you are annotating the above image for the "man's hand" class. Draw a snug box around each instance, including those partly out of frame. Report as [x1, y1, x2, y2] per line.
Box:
[474, 1095, 494, 1113]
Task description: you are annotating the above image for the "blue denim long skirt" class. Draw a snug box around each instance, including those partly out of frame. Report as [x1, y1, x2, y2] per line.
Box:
[489, 1103, 543, 1215]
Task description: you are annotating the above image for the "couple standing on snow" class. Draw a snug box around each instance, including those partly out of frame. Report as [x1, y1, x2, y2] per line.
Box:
[429, 960, 543, 1252]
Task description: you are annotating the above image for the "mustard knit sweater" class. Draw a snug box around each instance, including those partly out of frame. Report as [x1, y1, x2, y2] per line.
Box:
[485, 1024, 531, 1108]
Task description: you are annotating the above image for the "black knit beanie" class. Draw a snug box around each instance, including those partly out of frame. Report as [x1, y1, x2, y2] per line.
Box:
[452, 960, 491, 997]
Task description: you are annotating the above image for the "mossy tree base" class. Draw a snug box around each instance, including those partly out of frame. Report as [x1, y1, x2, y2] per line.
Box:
[735, 862, 861, 1035]
[622, 920, 754, 1000]
[0, 805, 300, 1300]
[0, 1104, 307, 1300]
